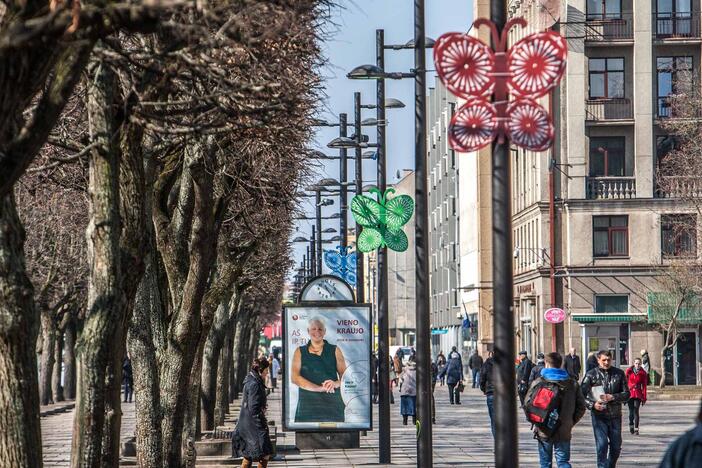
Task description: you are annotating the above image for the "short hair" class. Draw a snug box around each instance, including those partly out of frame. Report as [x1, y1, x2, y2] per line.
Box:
[634, 357, 642, 363]
[251, 357, 270, 374]
[308, 317, 326, 330]
[597, 350, 612, 359]
[545, 352, 562, 368]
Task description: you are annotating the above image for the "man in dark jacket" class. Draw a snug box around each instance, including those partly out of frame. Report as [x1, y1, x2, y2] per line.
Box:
[516, 350, 534, 407]
[469, 350, 484, 388]
[479, 351, 495, 436]
[586, 352, 598, 373]
[528, 352, 545, 386]
[581, 350, 630, 468]
[526, 352, 586, 468]
[563, 347, 582, 380]
[659, 400, 702, 468]
[437, 346, 463, 404]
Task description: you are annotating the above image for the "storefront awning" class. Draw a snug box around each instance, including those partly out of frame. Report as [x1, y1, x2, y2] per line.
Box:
[647, 292, 702, 325]
[572, 314, 646, 323]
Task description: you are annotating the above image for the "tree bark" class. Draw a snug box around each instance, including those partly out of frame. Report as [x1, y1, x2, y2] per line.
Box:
[70, 60, 123, 468]
[63, 317, 77, 400]
[229, 314, 243, 403]
[0, 193, 42, 468]
[215, 315, 236, 424]
[201, 296, 233, 431]
[39, 306, 56, 405]
[52, 327, 65, 402]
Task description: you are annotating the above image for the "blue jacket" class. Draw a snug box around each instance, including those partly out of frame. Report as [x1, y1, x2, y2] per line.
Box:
[438, 352, 463, 385]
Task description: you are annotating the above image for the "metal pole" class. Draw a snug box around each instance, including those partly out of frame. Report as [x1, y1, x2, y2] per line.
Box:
[375, 28, 391, 465]
[315, 189, 323, 274]
[305, 247, 310, 280]
[414, 0, 432, 465]
[491, 1, 518, 466]
[340, 113, 349, 248]
[354, 92, 365, 303]
[310, 226, 317, 277]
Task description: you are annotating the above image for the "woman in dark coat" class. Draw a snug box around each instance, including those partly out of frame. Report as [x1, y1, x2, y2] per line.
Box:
[232, 358, 272, 468]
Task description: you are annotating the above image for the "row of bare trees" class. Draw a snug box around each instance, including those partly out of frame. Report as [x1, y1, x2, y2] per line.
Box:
[0, 0, 328, 466]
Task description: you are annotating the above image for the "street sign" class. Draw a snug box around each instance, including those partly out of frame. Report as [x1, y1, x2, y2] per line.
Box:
[431, 329, 448, 335]
[544, 307, 566, 324]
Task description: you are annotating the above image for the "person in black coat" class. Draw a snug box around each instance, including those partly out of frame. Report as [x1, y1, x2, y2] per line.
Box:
[479, 351, 496, 437]
[563, 347, 582, 380]
[122, 356, 133, 403]
[528, 353, 545, 386]
[233, 358, 273, 468]
[437, 346, 463, 404]
[586, 352, 598, 373]
[659, 400, 702, 468]
[516, 351, 534, 407]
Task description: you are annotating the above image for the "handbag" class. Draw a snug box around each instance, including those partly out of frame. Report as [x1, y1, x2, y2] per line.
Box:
[457, 381, 465, 393]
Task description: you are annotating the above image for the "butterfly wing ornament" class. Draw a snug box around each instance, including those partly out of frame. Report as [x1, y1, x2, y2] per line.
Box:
[351, 187, 414, 253]
[434, 18, 567, 153]
[324, 246, 357, 286]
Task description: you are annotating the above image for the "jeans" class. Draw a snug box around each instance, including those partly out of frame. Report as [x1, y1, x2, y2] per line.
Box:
[628, 398, 641, 428]
[447, 383, 460, 404]
[592, 414, 622, 468]
[471, 369, 480, 387]
[486, 395, 495, 437]
[538, 439, 572, 468]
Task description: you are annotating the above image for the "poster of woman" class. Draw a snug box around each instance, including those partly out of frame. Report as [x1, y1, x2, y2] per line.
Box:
[283, 305, 371, 430]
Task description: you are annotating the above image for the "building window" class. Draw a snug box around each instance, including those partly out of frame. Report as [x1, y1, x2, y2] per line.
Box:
[656, 0, 692, 37]
[587, 0, 622, 19]
[595, 295, 629, 313]
[593, 215, 629, 257]
[589, 137, 625, 176]
[661, 214, 697, 257]
[657, 56, 693, 117]
[589, 58, 625, 99]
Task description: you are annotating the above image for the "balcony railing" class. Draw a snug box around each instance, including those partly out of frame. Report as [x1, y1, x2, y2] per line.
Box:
[585, 15, 633, 42]
[655, 176, 702, 198]
[586, 177, 636, 199]
[654, 14, 701, 39]
[585, 99, 633, 122]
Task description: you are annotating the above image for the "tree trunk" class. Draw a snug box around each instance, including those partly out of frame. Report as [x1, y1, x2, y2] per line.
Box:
[660, 345, 670, 389]
[70, 60, 123, 468]
[63, 318, 77, 400]
[215, 322, 234, 424]
[52, 328, 65, 402]
[39, 307, 56, 405]
[201, 298, 231, 431]
[229, 315, 243, 403]
[0, 193, 42, 468]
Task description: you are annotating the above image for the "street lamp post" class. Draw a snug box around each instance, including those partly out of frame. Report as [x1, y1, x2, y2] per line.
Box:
[413, 1, 433, 464]
[310, 226, 317, 277]
[340, 113, 349, 248]
[490, 1, 518, 466]
[315, 189, 323, 274]
[354, 92, 366, 303]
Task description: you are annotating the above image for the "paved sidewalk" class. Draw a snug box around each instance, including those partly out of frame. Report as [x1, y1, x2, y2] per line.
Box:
[271, 385, 699, 467]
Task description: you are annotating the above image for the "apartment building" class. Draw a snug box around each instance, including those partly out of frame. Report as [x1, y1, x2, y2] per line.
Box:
[508, 0, 702, 385]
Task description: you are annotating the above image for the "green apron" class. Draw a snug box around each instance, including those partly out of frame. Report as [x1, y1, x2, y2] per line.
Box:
[295, 340, 345, 422]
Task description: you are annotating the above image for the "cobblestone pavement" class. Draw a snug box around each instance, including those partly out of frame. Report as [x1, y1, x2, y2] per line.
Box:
[272, 385, 700, 467]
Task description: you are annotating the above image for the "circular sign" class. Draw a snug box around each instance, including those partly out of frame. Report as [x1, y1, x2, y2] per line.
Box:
[544, 307, 566, 324]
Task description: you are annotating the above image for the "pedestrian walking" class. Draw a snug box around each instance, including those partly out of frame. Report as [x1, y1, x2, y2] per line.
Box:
[529, 352, 546, 386]
[371, 352, 378, 404]
[388, 356, 396, 404]
[517, 350, 535, 407]
[659, 399, 702, 468]
[641, 349, 652, 384]
[399, 356, 417, 426]
[431, 359, 438, 424]
[586, 351, 598, 373]
[232, 357, 273, 468]
[523, 352, 586, 468]
[479, 351, 496, 436]
[393, 349, 404, 376]
[625, 357, 648, 435]
[581, 350, 630, 468]
[269, 355, 280, 392]
[563, 347, 582, 380]
[122, 356, 133, 403]
[469, 350, 484, 388]
[437, 351, 447, 386]
[438, 346, 464, 404]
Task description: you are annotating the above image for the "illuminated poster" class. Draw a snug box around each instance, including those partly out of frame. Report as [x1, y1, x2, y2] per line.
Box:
[283, 305, 372, 431]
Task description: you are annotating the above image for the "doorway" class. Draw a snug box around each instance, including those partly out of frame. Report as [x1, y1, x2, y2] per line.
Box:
[677, 331, 698, 385]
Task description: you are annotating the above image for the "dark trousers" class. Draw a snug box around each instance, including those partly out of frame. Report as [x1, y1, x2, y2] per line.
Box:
[486, 395, 495, 437]
[628, 398, 641, 428]
[592, 414, 622, 468]
[447, 383, 460, 404]
[123, 381, 133, 402]
[471, 369, 480, 388]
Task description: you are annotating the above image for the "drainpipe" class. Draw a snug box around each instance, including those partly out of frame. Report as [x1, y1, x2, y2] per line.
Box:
[549, 88, 558, 353]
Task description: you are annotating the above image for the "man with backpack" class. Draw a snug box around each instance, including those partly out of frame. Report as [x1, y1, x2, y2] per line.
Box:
[581, 350, 630, 468]
[524, 352, 586, 468]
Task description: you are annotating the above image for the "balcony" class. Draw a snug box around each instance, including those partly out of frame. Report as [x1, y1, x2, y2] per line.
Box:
[655, 176, 702, 198]
[654, 14, 701, 41]
[585, 99, 634, 123]
[585, 16, 634, 43]
[586, 177, 636, 199]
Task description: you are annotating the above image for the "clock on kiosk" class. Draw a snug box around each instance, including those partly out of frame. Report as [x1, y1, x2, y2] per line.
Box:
[299, 275, 355, 303]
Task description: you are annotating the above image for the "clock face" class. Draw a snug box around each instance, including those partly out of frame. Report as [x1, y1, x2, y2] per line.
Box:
[300, 276, 355, 302]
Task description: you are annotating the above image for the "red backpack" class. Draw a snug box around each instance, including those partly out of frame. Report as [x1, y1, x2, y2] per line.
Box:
[523, 380, 565, 438]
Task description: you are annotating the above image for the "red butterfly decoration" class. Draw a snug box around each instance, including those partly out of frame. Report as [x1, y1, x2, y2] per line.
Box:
[434, 18, 567, 152]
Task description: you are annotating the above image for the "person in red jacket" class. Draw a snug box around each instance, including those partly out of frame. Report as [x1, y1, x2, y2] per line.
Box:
[625, 357, 648, 435]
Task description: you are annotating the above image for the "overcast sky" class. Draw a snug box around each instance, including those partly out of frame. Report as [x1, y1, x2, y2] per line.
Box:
[292, 0, 473, 275]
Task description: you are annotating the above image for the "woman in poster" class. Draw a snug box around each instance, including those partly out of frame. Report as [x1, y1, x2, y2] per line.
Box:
[291, 317, 347, 422]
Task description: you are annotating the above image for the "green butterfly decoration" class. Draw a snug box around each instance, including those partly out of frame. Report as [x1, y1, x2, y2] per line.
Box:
[351, 187, 414, 253]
